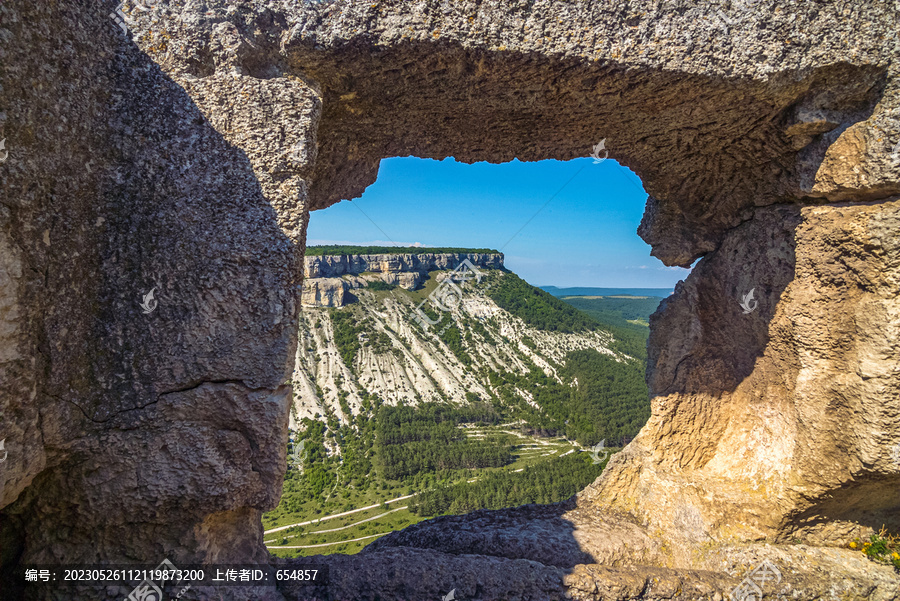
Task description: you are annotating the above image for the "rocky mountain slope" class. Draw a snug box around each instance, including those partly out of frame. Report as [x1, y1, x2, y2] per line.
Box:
[291, 254, 631, 430]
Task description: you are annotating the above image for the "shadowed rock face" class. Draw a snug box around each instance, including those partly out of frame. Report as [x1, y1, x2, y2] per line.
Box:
[1, 2, 316, 599]
[2, 0, 900, 599]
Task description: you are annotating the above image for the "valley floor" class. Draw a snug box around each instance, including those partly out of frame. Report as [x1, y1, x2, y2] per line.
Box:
[264, 425, 604, 557]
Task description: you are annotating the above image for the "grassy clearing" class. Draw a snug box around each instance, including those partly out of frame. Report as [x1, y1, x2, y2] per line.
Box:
[267, 505, 427, 558]
[261, 484, 412, 532]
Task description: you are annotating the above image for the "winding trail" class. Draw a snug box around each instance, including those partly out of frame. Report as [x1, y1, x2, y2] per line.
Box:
[264, 506, 408, 544]
[268, 532, 391, 549]
[263, 493, 415, 535]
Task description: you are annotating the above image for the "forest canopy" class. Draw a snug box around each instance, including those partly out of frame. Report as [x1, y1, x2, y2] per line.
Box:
[486, 272, 601, 333]
[410, 452, 605, 517]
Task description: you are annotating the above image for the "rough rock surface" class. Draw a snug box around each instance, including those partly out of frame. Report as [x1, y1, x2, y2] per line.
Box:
[2, 3, 313, 601]
[3, 0, 900, 599]
[582, 199, 900, 552]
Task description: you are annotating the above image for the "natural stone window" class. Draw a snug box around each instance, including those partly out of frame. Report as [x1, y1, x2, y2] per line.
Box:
[2, 1, 899, 599]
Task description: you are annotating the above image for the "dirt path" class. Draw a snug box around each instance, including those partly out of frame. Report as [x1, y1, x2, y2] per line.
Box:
[268, 532, 391, 549]
[264, 506, 408, 544]
[263, 493, 415, 535]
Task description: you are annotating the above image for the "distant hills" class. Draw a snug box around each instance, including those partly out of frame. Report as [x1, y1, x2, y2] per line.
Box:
[542, 287, 670, 339]
[557, 296, 664, 332]
[541, 286, 673, 298]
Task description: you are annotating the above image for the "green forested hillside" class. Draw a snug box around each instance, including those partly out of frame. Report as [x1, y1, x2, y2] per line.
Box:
[375, 404, 510, 479]
[560, 295, 664, 325]
[486, 272, 602, 333]
[486, 347, 648, 446]
[559, 349, 650, 440]
[555, 295, 663, 361]
[488, 273, 652, 361]
[410, 451, 606, 516]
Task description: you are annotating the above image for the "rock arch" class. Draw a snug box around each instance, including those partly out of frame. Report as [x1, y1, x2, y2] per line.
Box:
[2, 0, 899, 599]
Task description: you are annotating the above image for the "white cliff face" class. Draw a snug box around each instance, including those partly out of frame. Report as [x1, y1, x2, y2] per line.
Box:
[301, 277, 350, 308]
[301, 253, 504, 307]
[291, 270, 631, 425]
[304, 252, 504, 279]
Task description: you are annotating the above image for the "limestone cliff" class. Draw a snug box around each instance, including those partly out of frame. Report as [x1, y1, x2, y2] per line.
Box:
[304, 252, 504, 279]
[301, 277, 351, 308]
[301, 252, 504, 307]
[290, 268, 626, 428]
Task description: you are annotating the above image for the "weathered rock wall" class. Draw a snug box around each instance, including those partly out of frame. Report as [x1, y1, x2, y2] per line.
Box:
[581, 198, 900, 548]
[0, 2, 315, 599]
[132, 0, 900, 547]
[2, 0, 900, 599]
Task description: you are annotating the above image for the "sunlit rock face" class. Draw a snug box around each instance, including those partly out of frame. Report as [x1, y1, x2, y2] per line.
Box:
[3, 0, 900, 599]
[303, 253, 504, 279]
[583, 199, 900, 548]
[301, 277, 350, 307]
[301, 252, 503, 306]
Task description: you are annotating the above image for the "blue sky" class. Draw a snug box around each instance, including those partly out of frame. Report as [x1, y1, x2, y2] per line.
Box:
[307, 156, 691, 289]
